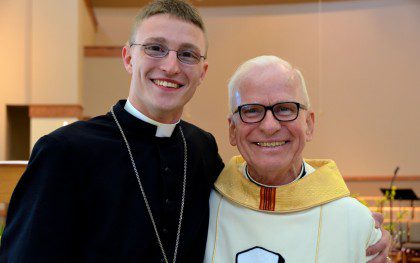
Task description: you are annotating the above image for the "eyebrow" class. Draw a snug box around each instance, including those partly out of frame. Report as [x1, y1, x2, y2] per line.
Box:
[142, 37, 202, 53]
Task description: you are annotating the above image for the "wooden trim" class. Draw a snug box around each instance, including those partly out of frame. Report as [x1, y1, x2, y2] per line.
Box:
[85, 46, 122, 57]
[343, 175, 420, 182]
[29, 105, 83, 119]
[83, 0, 98, 31]
[0, 166, 26, 203]
[0, 164, 27, 168]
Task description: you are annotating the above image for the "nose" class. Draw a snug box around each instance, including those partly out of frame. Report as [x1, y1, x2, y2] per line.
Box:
[258, 110, 281, 135]
[159, 50, 181, 75]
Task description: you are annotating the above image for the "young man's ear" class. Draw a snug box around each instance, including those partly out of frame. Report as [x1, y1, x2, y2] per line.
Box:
[122, 45, 133, 74]
[228, 116, 237, 146]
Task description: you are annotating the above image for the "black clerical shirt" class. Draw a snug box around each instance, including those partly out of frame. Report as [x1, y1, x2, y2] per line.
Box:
[0, 100, 224, 263]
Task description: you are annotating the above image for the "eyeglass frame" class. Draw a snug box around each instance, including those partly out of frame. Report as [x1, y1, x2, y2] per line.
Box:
[233, 102, 308, 124]
[129, 43, 206, 65]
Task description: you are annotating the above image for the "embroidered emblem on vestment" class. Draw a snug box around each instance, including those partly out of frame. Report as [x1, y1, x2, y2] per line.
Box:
[236, 246, 285, 263]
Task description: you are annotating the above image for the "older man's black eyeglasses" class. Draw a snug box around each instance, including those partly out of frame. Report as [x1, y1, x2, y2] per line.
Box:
[233, 102, 308, 124]
[130, 43, 206, 65]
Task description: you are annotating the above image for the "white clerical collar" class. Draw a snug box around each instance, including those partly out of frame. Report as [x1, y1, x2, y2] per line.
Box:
[124, 99, 179, 137]
[241, 160, 316, 188]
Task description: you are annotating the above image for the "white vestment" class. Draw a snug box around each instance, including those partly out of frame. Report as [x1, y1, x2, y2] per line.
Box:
[204, 156, 381, 263]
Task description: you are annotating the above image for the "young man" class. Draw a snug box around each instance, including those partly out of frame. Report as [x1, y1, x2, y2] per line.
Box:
[0, 1, 389, 262]
[0, 1, 223, 262]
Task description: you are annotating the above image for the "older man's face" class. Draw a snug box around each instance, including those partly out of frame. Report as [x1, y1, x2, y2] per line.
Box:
[229, 64, 314, 180]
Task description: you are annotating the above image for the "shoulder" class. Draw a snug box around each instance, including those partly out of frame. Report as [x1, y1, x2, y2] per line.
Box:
[180, 120, 218, 145]
[326, 197, 372, 216]
[34, 114, 116, 153]
[323, 197, 380, 242]
[180, 120, 225, 177]
[324, 197, 375, 229]
[48, 114, 113, 141]
[29, 114, 115, 163]
[210, 189, 223, 203]
[328, 197, 382, 251]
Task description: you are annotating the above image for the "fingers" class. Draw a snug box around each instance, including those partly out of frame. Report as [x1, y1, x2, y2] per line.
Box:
[367, 228, 391, 263]
[366, 228, 387, 256]
[367, 248, 388, 263]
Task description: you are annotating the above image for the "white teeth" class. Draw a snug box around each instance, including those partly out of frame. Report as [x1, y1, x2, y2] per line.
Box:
[256, 141, 286, 147]
[153, 80, 180, 89]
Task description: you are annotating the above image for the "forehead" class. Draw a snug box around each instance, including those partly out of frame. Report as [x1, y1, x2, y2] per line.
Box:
[135, 14, 206, 52]
[237, 65, 303, 105]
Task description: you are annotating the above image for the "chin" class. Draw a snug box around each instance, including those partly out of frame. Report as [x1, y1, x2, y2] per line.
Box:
[264, 158, 292, 171]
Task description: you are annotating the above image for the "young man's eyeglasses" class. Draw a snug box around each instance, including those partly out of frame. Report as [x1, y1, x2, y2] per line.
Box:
[233, 102, 308, 124]
[130, 43, 206, 65]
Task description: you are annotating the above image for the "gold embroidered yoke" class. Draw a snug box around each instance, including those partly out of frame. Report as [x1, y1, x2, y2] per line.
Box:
[204, 156, 381, 263]
[214, 156, 350, 213]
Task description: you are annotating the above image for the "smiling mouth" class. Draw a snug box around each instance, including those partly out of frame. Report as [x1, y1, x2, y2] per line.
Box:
[153, 79, 183, 89]
[256, 141, 287, 147]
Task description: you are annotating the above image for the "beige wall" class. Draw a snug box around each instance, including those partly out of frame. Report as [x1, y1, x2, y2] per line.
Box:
[79, 0, 96, 104]
[84, 0, 420, 177]
[84, 57, 130, 117]
[31, 0, 79, 104]
[305, 1, 420, 176]
[28, 0, 96, 149]
[0, 0, 95, 160]
[0, 0, 31, 160]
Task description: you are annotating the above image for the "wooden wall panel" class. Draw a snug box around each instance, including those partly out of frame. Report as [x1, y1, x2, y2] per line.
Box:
[0, 163, 27, 203]
[29, 105, 83, 119]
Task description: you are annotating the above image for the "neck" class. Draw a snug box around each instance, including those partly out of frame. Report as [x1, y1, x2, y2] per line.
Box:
[150, 111, 181, 124]
[247, 161, 303, 186]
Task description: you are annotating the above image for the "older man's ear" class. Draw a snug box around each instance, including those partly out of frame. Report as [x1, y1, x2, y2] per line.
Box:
[228, 117, 237, 146]
[305, 111, 315, 142]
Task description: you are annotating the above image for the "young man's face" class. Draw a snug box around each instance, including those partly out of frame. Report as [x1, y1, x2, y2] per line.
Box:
[123, 14, 208, 123]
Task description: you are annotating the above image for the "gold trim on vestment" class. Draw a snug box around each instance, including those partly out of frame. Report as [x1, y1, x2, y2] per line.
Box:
[315, 205, 323, 263]
[214, 156, 350, 213]
[212, 196, 223, 263]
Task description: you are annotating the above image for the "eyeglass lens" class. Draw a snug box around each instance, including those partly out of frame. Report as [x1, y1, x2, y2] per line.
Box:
[240, 102, 299, 123]
[143, 44, 201, 64]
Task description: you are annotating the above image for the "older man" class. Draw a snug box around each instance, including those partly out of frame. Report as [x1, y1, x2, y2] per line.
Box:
[204, 56, 389, 263]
